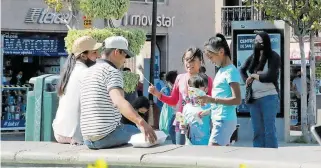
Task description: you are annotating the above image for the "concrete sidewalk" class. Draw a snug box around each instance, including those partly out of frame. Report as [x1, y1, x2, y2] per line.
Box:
[1, 141, 321, 168]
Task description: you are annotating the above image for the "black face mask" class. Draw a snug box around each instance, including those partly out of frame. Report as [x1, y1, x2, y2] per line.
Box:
[255, 42, 264, 50]
[85, 58, 96, 67]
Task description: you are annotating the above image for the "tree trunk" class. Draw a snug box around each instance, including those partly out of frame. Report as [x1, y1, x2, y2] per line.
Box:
[298, 35, 309, 142]
[103, 19, 115, 28]
[70, 10, 78, 29]
[104, 19, 108, 28]
[309, 31, 317, 143]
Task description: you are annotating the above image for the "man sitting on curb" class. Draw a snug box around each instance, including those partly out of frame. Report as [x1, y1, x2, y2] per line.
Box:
[80, 36, 157, 149]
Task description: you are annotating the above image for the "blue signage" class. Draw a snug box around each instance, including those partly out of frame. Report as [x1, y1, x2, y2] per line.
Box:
[1, 120, 26, 128]
[3, 34, 67, 56]
[237, 34, 281, 51]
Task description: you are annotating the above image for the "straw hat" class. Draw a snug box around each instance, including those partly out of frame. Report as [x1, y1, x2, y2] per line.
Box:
[72, 36, 102, 57]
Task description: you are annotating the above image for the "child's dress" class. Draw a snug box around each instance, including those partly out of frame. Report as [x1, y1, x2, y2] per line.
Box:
[183, 103, 211, 145]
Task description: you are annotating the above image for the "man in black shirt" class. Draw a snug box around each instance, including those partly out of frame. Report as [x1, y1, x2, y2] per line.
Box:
[121, 96, 150, 126]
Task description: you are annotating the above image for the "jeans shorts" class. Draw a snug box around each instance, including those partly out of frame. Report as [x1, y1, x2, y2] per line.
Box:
[84, 124, 140, 149]
[209, 120, 237, 146]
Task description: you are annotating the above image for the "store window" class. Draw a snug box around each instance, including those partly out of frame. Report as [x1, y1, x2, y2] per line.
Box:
[130, 0, 166, 3]
[1, 32, 68, 131]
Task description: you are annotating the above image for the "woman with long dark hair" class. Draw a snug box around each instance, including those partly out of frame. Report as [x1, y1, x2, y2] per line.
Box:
[197, 33, 241, 146]
[240, 31, 281, 148]
[148, 48, 213, 145]
[52, 36, 101, 144]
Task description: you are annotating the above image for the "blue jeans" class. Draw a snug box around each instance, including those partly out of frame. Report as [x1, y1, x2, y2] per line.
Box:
[250, 95, 279, 148]
[84, 124, 140, 149]
[168, 114, 177, 144]
[176, 131, 186, 145]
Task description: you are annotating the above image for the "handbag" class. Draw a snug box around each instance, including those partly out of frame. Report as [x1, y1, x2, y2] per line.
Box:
[245, 80, 254, 104]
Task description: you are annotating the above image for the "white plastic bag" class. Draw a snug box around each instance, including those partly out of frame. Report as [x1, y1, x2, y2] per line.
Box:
[128, 131, 168, 148]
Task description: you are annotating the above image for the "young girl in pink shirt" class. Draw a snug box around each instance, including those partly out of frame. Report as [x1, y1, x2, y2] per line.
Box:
[149, 48, 213, 145]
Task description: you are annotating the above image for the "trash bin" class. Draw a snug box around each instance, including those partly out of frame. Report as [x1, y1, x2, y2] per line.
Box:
[25, 74, 60, 141]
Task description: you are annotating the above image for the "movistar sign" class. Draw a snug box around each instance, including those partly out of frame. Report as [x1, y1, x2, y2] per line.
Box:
[25, 8, 72, 25]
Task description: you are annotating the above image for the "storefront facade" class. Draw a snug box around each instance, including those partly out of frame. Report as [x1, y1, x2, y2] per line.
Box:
[1, 0, 216, 130]
[1, 0, 71, 130]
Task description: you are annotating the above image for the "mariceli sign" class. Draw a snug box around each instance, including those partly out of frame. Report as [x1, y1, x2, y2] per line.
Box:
[25, 8, 72, 25]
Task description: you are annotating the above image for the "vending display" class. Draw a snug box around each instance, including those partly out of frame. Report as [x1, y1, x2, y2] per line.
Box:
[1, 85, 31, 131]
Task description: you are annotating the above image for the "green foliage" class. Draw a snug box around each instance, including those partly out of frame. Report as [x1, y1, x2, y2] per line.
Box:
[122, 72, 140, 93]
[44, 0, 64, 12]
[65, 28, 146, 55]
[44, 0, 129, 20]
[245, 0, 321, 36]
[79, 0, 129, 20]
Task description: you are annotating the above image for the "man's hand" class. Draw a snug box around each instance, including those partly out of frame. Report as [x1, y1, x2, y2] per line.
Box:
[137, 119, 157, 144]
[246, 77, 254, 86]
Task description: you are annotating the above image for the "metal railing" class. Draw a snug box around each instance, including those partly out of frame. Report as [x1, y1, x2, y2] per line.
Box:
[221, 6, 265, 37]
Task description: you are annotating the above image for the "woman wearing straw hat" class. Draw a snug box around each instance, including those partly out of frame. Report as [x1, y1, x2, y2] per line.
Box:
[52, 36, 102, 145]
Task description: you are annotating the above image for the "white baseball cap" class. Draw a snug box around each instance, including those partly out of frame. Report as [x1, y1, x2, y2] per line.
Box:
[103, 36, 134, 58]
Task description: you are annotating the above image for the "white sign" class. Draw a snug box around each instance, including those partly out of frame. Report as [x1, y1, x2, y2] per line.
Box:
[291, 60, 310, 65]
[111, 13, 175, 28]
[25, 8, 72, 25]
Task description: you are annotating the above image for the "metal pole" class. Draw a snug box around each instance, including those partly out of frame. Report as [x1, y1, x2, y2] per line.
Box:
[149, 0, 157, 101]
[1, 35, 4, 119]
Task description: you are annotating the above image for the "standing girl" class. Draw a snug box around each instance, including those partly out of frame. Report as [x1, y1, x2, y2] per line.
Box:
[198, 33, 242, 146]
[148, 48, 213, 145]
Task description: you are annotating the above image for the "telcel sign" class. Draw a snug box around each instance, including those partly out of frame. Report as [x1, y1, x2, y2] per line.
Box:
[111, 13, 175, 28]
[25, 8, 72, 25]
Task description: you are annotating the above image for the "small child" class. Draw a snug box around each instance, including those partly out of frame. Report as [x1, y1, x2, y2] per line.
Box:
[121, 96, 150, 127]
[182, 74, 211, 145]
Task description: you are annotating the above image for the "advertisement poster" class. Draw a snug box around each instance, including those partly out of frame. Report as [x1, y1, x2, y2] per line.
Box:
[290, 99, 298, 125]
[236, 33, 281, 113]
[314, 42, 321, 95]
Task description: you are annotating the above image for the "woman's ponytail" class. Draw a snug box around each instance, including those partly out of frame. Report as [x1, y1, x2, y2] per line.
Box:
[57, 53, 77, 96]
[205, 33, 232, 59]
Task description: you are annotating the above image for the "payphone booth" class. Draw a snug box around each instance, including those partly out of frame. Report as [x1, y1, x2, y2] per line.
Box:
[231, 21, 291, 142]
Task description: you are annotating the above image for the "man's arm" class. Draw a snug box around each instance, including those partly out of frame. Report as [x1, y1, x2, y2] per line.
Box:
[109, 88, 144, 125]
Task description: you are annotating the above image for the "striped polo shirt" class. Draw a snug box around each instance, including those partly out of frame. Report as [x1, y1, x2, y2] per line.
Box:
[80, 60, 123, 137]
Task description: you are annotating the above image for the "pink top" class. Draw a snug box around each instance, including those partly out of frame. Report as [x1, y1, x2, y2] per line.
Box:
[159, 73, 213, 113]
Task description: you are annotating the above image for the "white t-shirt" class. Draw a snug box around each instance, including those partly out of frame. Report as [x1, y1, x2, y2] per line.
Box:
[292, 77, 302, 94]
[52, 61, 88, 143]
